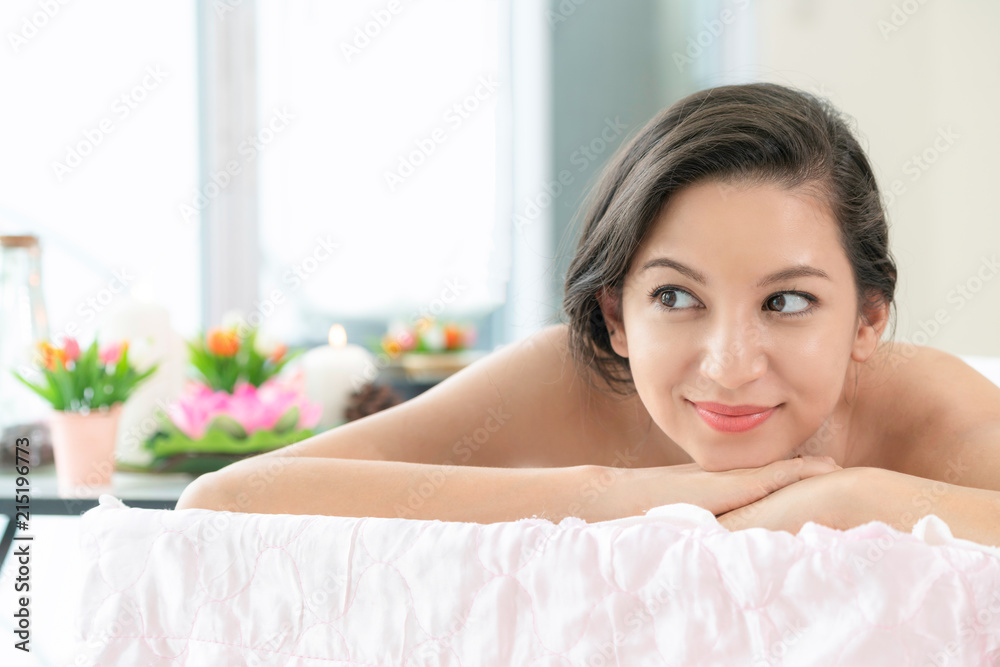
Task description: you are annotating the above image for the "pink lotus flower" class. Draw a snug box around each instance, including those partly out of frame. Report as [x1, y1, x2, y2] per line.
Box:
[166, 369, 322, 439]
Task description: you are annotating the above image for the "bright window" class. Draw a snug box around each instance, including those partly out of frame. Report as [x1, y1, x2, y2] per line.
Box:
[0, 0, 200, 339]
[255, 0, 504, 339]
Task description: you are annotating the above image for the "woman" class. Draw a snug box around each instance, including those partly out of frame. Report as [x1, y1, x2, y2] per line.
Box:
[177, 83, 1000, 547]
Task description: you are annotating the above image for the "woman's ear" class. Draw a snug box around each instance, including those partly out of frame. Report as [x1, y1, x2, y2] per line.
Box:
[597, 287, 629, 358]
[851, 294, 890, 363]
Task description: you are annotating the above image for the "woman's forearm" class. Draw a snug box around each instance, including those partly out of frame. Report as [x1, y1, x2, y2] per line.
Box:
[930, 483, 1000, 549]
[175, 456, 609, 524]
[863, 469, 1000, 549]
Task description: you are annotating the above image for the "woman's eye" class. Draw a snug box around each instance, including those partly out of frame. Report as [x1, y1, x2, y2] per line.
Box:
[767, 293, 811, 314]
[650, 288, 814, 316]
[657, 289, 699, 309]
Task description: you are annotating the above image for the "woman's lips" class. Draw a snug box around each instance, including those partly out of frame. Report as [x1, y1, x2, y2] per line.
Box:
[688, 400, 780, 433]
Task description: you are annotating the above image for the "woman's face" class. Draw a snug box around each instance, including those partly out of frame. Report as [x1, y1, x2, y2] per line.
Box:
[600, 179, 885, 471]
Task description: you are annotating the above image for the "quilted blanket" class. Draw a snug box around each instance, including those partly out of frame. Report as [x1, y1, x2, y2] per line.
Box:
[74, 495, 1000, 665]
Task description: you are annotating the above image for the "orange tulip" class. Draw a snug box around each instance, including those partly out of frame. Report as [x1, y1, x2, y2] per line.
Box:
[37, 341, 67, 371]
[269, 343, 287, 363]
[444, 324, 463, 350]
[207, 328, 240, 357]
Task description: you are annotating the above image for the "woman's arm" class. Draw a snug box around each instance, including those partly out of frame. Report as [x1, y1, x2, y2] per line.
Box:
[175, 456, 612, 523]
[247, 324, 613, 470]
[929, 479, 1000, 548]
[718, 466, 1000, 549]
[177, 452, 842, 525]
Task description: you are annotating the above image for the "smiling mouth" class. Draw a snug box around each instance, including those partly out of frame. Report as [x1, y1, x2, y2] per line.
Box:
[687, 400, 781, 433]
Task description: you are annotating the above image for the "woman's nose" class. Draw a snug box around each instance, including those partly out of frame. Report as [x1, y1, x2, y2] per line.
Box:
[699, 319, 768, 389]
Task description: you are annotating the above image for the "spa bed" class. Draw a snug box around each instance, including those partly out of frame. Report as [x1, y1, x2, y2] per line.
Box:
[70, 354, 1000, 665]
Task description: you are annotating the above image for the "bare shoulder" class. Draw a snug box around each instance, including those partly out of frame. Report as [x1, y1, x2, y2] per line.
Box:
[859, 340, 1000, 489]
[397, 321, 650, 468]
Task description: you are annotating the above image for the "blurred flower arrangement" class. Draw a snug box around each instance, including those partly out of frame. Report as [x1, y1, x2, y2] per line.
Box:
[188, 326, 297, 392]
[143, 325, 322, 474]
[11, 336, 158, 413]
[370, 317, 477, 359]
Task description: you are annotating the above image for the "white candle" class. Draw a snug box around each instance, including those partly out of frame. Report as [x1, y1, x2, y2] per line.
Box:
[295, 325, 377, 430]
[96, 293, 187, 466]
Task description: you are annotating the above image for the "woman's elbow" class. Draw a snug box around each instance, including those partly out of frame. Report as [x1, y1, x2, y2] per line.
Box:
[174, 471, 232, 511]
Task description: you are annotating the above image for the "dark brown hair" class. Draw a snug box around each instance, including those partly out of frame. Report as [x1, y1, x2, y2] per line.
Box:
[561, 82, 898, 397]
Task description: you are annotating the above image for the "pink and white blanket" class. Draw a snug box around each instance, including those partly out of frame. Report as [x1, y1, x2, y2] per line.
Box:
[73, 495, 1000, 665]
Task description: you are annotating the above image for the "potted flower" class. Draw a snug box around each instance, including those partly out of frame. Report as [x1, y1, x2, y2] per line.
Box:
[372, 316, 477, 358]
[368, 316, 483, 382]
[11, 337, 158, 496]
[188, 325, 296, 392]
[141, 325, 322, 474]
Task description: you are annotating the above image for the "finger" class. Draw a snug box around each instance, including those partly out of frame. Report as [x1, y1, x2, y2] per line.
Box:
[730, 456, 837, 504]
[808, 454, 842, 469]
[768, 455, 841, 485]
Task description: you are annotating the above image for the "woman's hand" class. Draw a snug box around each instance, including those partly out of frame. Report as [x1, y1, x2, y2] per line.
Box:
[591, 455, 843, 522]
[716, 466, 882, 534]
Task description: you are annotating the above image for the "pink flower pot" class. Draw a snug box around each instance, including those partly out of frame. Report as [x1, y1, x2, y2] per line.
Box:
[48, 403, 123, 498]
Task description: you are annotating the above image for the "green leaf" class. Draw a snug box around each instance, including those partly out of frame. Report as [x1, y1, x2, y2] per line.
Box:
[154, 407, 183, 433]
[142, 426, 315, 458]
[51, 362, 76, 410]
[272, 405, 299, 434]
[132, 363, 159, 386]
[11, 370, 58, 407]
[114, 342, 130, 379]
[142, 429, 172, 453]
[270, 347, 304, 376]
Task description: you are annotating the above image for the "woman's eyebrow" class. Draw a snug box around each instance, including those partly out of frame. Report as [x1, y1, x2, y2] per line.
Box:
[639, 257, 831, 288]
